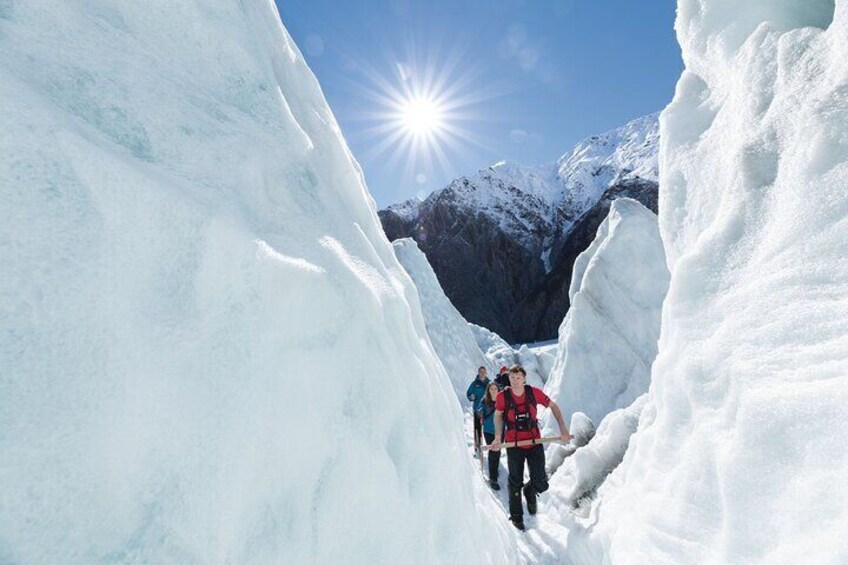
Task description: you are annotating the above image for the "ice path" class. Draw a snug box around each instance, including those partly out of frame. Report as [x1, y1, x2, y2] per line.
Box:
[463, 412, 575, 564]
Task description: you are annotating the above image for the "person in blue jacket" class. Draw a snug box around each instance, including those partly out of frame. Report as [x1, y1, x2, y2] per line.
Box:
[480, 381, 503, 489]
[466, 366, 490, 447]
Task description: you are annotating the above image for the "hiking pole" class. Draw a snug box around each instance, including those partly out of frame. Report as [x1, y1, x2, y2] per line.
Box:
[477, 413, 485, 476]
[468, 406, 480, 450]
[481, 436, 568, 451]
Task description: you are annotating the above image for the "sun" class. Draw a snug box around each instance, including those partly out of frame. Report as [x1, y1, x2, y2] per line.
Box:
[401, 96, 444, 136]
[346, 45, 502, 191]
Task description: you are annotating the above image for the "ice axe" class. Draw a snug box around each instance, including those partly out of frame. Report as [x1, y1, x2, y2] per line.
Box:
[482, 436, 569, 451]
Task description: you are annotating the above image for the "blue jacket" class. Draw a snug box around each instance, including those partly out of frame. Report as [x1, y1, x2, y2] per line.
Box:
[480, 401, 498, 435]
[466, 377, 490, 412]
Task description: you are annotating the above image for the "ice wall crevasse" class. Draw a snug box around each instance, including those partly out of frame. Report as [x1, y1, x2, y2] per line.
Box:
[571, 2, 848, 564]
[0, 1, 513, 563]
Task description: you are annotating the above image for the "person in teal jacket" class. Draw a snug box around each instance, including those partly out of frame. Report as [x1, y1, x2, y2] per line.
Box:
[466, 366, 490, 447]
[479, 382, 502, 489]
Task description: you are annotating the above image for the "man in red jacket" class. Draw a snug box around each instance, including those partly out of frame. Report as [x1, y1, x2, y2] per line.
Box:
[492, 365, 570, 531]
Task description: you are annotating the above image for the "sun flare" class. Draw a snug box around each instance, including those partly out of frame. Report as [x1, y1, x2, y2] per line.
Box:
[350, 47, 499, 190]
[401, 96, 444, 136]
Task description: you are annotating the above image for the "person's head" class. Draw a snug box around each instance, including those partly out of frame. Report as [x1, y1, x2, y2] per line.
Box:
[477, 366, 487, 380]
[486, 382, 499, 401]
[499, 365, 508, 375]
[508, 365, 527, 388]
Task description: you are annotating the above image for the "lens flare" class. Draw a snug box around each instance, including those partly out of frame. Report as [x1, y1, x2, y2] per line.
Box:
[339, 41, 510, 199]
[401, 96, 444, 136]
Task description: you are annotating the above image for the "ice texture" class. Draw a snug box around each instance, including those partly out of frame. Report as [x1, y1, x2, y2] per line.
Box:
[543, 199, 669, 430]
[568, 1, 848, 563]
[0, 2, 512, 562]
[550, 396, 646, 510]
[469, 324, 549, 388]
[392, 238, 492, 398]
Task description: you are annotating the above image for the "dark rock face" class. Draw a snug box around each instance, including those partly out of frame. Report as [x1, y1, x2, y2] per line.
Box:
[522, 178, 659, 340]
[381, 184, 545, 342]
[379, 179, 658, 343]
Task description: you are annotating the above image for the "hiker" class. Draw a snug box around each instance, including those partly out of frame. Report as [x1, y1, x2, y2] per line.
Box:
[465, 366, 490, 447]
[492, 365, 570, 531]
[480, 381, 503, 490]
[494, 365, 510, 389]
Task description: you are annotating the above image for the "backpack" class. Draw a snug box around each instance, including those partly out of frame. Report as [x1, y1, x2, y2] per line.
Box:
[503, 387, 538, 432]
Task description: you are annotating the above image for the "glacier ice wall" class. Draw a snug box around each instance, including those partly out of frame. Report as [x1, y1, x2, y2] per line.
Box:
[543, 199, 668, 430]
[392, 238, 492, 398]
[575, 1, 848, 563]
[0, 1, 512, 562]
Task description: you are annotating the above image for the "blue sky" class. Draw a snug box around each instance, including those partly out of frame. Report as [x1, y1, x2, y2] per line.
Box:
[277, 0, 682, 208]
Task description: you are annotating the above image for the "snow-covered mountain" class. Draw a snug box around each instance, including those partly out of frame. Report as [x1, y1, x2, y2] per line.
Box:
[0, 2, 514, 562]
[379, 113, 660, 343]
[553, 113, 659, 221]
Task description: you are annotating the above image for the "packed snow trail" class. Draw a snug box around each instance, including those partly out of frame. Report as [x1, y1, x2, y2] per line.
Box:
[464, 412, 574, 565]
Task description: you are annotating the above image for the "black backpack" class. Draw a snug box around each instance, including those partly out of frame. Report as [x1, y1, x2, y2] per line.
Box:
[503, 387, 538, 432]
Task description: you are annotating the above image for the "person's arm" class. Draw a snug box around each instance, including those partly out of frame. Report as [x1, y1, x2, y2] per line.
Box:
[548, 401, 571, 442]
[466, 382, 475, 402]
[492, 410, 504, 450]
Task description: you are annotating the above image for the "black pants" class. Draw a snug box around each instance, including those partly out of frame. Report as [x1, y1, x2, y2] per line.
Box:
[483, 432, 501, 482]
[473, 411, 482, 446]
[506, 444, 548, 520]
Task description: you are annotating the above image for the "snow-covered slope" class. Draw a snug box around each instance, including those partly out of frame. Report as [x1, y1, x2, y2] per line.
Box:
[570, 2, 848, 563]
[543, 199, 669, 429]
[0, 2, 513, 562]
[392, 239, 492, 398]
[554, 113, 659, 223]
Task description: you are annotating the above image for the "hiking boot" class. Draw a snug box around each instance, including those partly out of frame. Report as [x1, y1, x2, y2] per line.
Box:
[489, 480, 501, 491]
[523, 485, 537, 515]
[510, 517, 526, 531]
[508, 483, 524, 521]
